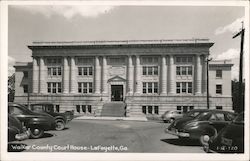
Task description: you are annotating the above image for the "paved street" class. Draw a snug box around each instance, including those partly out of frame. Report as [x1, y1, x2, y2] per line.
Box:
[8, 119, 205, 153]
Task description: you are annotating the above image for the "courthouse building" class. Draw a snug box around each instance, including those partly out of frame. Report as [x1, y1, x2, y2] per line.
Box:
[14, 39, 233, 117]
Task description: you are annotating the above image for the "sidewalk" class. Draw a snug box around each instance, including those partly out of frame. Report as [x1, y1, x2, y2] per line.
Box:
[74, 116, 148, 121]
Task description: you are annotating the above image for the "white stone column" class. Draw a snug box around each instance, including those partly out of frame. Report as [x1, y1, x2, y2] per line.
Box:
[63, 57, 69, 93]
[202, 55, 207, 94]
[127, 55, 133, 94]
[32, 57, 39, 93]
[39, 57, 46, 93]
[95, 56, 101, 94]
[102, 56, 108, 94]
[161, 55, 167, 95]
[169, 55, 176, 94]
[195, 54, 202, 95]
[135, 55, 141, 94]
[70, 57, 77, 93]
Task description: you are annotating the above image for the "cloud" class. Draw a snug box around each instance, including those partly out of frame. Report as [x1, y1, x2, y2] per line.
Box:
[13, 5, 115, 19]
[215, 48, 240, 60]
[8, 56, 16, 76]
[215, 17, 244, 35]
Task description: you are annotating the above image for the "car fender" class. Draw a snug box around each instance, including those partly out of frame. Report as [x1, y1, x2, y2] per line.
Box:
[54, 116, 66, 123]
[186, 123, 217, 139]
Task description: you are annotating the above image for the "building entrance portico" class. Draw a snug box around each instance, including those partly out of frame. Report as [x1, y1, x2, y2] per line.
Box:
[111, 85, 123, 101]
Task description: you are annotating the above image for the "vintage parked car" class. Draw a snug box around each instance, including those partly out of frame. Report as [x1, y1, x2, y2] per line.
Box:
[8, 114, 30, 142]
[29, 103, 73, 130]
[8, 103, 55, 139]
[165, 110, 236, 144]
[161, 110, 183, 123]
[202, 112, 244, 153]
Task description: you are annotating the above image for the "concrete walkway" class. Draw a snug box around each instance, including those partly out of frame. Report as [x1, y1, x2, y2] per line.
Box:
[74, 116, 148, 121]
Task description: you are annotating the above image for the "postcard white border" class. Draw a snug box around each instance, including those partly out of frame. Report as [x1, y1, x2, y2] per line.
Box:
[1, 1, 249, 161]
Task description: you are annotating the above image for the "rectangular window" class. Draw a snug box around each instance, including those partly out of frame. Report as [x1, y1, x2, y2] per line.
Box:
[154, 106, 159, 115]
[76, 105, 80, 113]
[216, 85, 222, 94]
[48, 67, 61, 76]
[187, 66, 192, 75]
[87, 105, 92, 113]
[148, 106, 153, 114]
[143, 67, 147, 75]
[148, 82, 152, 93]
[143, 82, 158, 94]
[181, 67, 187, 75]
[23, 85, 28, 93]
[47, 82, 62, 94]
[188, 82, 192, 93]
[176, 82, 181, 93]
[189, 106, 194, 110]
[78, 82, 93, 94]
[176, 56, 193, 63]
[216, 70, 222, 78]
[47, 58, 62, 65]
[143, 82, 147, 93]
[182, 82, 186, 93]
[142, 106, 147, 114]
[153, 66, 158, 75]
[82, 105, 86, 113]
[148, 67, 153, 75]
[216, 106, 223, 110]
[78, 67, 93, 76]
[153, 82, 158, 93]
[176, 67, 181, 75]
[177, 106, 182, 111]
[55, 105, 60, 112]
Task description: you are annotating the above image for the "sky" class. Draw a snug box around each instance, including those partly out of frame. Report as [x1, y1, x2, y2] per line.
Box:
[8, 5, 246, 79]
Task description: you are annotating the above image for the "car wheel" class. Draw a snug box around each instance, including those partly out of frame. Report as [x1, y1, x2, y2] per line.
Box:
[29, 127, 44, 139]
[200, 129, 217, 145]
[55, 120, 65, 131]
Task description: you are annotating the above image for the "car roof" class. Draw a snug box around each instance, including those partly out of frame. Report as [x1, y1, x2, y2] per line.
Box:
[30, 102, 54, 105]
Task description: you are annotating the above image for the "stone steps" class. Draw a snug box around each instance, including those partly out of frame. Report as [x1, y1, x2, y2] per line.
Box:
[101, 102, 126, 117]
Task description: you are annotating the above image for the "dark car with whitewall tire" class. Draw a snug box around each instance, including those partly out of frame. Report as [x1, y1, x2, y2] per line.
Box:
[165, 110, 236, 144]
[8, 103, 55, 139]
[202, 112, 244, 153]
[8, 114, 30, 142]
[29, 103, 72, 131]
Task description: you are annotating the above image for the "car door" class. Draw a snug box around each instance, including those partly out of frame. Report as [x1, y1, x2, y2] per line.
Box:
[208, 112, 229, 132]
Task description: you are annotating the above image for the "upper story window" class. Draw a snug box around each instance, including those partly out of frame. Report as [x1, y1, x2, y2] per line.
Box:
[78, 82, 93, 94]
[142, 57, 158, 64]
[48, 67, 62, 76]
[176, 66, 192, 76]
[142, 66, 158, 75]
[176, 82, 192, 94]
[47, 82, 62, 94]
[216, 84, 222, 94]
[176, 56, 193, 63]
[47, 58, 62, 65]
[142, 82, 158, 94]
[23, 71, 28, 78]
[216, 70, 222, 78]
[78, 67, 93, 76]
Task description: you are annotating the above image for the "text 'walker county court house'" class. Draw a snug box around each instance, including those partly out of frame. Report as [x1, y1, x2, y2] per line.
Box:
[14, 39, 233, 117]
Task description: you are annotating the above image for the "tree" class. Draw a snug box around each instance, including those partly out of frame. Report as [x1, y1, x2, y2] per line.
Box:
[8, 73, 15, 102]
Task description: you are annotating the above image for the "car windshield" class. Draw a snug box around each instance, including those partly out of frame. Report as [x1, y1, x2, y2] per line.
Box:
[233, 113, 244, 124]
[16, 104, 34, 114]
[194, 112, 210, 120]
[185, 111, 201, 118]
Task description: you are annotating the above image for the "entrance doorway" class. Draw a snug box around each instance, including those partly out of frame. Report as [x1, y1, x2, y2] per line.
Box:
[111, 85, 123, 101]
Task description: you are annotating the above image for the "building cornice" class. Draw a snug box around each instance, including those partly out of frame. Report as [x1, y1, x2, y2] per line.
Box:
[28, 39, 214, 50]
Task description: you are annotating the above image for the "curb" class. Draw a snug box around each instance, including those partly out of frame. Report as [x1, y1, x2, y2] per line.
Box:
[74, 116, 148, 121]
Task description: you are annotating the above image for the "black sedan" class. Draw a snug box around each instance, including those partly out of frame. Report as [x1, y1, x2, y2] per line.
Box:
[165, 110, 236, 144]
[203, 112, 244, 153]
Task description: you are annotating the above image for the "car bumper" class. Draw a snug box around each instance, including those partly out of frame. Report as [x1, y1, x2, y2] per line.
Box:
[15, 130, 30, 141]
[165, 128, 190, 138]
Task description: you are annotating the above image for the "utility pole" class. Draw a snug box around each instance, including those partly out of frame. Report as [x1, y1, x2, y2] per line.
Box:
[233, 22, 245, 113]
[206, 57, 212, 109]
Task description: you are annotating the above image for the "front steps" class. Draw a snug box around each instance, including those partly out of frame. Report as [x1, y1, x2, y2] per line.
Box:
[101, 102, 126, 117]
